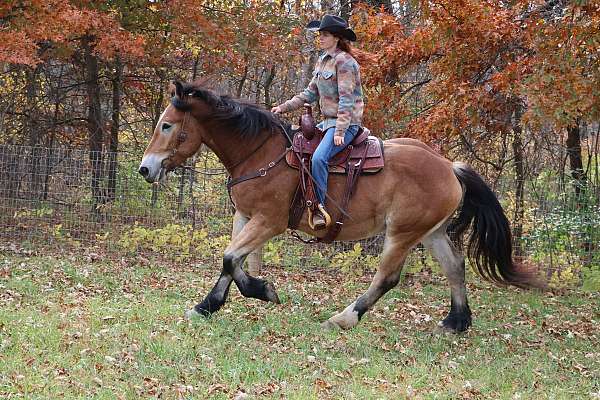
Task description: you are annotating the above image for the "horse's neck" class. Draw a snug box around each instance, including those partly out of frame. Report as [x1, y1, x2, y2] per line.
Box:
[207, 129, 285, 177]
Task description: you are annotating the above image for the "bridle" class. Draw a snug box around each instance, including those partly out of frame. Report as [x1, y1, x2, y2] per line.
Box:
[157, 107, 289, 205]
[157, 106, 350, 220]
[161, 111, 190, 171]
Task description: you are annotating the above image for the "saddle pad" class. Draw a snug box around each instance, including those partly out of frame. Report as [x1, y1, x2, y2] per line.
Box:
[286, 134, 384, 174]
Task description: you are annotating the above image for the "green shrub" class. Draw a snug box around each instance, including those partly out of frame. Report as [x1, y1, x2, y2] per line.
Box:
[581, 264, 600, 292]
[331, 243, 379, 276]
[521, 189, 599, 289]
[263, 240, 284, 266]
[118, 223, 230, 261]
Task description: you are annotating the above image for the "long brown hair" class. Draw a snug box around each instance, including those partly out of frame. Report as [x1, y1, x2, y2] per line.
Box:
[335, 36, 353, 54]
[334, 34, 376, 66]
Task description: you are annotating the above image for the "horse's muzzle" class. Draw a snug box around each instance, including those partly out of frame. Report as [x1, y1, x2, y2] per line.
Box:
[139, 153, 169, 183]
[138, 166, 150, 179]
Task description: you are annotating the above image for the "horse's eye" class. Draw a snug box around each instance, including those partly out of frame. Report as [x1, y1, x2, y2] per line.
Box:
[162, 123, 172, 131]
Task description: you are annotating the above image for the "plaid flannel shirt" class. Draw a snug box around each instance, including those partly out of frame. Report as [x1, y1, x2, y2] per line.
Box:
[281, 48, 364, 137]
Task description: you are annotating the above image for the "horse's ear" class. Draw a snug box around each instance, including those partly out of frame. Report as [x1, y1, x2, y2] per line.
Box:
[170, 80, 184, 99]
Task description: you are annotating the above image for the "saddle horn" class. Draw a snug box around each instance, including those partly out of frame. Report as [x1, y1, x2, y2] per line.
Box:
[300, 104, 316, 140]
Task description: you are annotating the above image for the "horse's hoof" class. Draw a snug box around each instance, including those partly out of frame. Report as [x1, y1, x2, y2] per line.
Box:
[434, 320, 468, 335]
[265, 282, 281, 304]
[436, 312, 472, 333]
[434, 323, 456, 335]
[320, 319, 341, 331]
[185, 308, 204, 320]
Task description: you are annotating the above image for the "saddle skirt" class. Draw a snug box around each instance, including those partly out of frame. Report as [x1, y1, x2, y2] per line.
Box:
[285, 127, 385, 174]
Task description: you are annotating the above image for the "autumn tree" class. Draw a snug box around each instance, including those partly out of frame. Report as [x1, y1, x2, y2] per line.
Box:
[350, 1, 599, 247]
[1, 0, 597, 251]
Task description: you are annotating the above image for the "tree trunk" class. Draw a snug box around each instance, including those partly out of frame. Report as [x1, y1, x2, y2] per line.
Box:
[151, 185, 159, 208]
[177, 168, 187, 218]
[152, 69, 166, 130]
[25, 67, 41, 148]
[4, 146, 21, 201]
[254, 65, 263, 103]
[340, 0, 353, 20]
[108, 56, 122, 202]
[264, 65, 276, 108]
[593, 124, 599, 198]
[43, 131, 55, 201]
[301, 47, 317, 92]
[566, 120, 591, 256]
[511, 108, 525, 256]
[43, 64, 64, 202]
[192, 55, 200, 80]
[566, 120, 586, 199]
[25, 66, 43, 201]
[236, 58, 249, 98]
[189, 155, 198, 227]
[151, 69, 166, 208]
[83, 36, 105, 219]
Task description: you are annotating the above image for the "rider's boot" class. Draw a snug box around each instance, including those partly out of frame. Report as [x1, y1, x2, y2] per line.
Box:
[308, 203, 331, 231]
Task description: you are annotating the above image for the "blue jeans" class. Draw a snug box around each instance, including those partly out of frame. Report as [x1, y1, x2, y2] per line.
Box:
[312, 124, 360, 205]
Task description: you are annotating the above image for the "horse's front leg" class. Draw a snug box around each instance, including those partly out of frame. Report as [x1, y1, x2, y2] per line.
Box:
[186, 213, 282, 318]
[224, 216, 282, 304]
[185, 211, 246, 318]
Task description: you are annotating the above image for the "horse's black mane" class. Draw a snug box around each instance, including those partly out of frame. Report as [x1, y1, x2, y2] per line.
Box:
[171, 83, 283, 140]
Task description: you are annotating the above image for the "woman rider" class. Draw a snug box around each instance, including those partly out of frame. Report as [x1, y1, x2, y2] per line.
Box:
[272, 14, 364, 231]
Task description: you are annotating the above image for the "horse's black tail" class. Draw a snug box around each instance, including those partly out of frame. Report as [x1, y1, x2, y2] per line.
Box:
[449, 162, 544, 289]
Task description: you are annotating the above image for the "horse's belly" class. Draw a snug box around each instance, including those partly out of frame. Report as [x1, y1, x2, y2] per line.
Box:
[295, 212, 386, 241]
[295, 171, 389, 241]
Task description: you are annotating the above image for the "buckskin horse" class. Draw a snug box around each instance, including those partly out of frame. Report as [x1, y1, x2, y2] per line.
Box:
[138, 81, 541, 332]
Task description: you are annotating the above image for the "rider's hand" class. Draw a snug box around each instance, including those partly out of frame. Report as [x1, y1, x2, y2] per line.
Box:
[271, 105, 283, 114]
[334, 135, 344, 146]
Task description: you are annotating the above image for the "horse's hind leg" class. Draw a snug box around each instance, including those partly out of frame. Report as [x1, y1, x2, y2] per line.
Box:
[322, 234, 414, 330]
[422, 228, 472, 332]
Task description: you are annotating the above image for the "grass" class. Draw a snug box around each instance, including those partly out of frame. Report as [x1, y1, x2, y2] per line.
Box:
[0, 250, 598, 399]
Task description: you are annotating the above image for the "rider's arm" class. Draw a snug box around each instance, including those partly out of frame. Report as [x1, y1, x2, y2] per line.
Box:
[279, 68, 319, 113]
[334, 54, 358, 138]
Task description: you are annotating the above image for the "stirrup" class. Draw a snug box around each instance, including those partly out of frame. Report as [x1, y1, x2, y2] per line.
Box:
[308, 204, 332, 231]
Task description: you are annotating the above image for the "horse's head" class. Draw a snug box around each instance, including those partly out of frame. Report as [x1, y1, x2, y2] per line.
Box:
[140, 80, 283, 183]
[138, 81, 205, 183]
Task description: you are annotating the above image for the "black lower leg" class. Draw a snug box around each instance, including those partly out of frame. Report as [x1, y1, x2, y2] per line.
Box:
[194, 272, 233, 316]
[237, 275, 280, 303]
[225, 254, 280, 304]
[353, 274, 401, 320]
[442, 297, 472, 332]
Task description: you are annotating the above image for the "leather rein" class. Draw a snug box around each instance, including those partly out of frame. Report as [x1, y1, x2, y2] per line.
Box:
[164, 110, 350, 220]
[161, 110, 283, 174]
[226, 122, 351, 220]
[225, 123, 292, 207]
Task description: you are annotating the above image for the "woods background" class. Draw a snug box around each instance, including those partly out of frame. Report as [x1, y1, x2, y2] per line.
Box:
[0, 0, 598, 289]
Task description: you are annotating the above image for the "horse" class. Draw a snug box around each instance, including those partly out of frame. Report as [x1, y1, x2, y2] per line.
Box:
[138, 81, 541, 332]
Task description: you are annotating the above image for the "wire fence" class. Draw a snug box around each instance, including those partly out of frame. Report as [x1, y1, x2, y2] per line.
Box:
[1, 145, 598, 279]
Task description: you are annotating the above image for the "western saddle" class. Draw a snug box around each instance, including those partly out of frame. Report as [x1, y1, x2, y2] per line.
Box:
[286, 105, 385, 243]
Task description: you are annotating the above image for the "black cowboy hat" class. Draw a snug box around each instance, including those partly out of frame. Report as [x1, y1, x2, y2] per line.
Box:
[306, 14, 357, 42]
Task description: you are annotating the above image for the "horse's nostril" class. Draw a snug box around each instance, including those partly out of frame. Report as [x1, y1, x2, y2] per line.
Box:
[139, 167, 149, 178]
